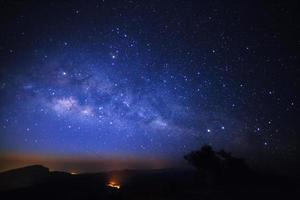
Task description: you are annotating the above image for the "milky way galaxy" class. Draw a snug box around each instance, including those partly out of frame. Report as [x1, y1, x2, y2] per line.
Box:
[0, 0, 299, 172]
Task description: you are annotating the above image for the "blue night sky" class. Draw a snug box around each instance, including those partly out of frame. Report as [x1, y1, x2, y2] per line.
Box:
[0, 0, 299, 171]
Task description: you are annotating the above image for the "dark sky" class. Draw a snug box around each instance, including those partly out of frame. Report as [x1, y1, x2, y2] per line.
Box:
[0, 0, 299, 172]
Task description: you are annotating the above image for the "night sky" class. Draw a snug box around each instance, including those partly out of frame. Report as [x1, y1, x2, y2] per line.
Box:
[0, 0, 299, 172]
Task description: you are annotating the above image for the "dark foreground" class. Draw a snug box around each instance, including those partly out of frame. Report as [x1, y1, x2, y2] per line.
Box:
[0, 165, 299, 200]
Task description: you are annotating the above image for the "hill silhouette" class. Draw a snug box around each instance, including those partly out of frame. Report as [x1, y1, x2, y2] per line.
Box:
[0, 165, 50, 191]
[0, 164, 299, 200]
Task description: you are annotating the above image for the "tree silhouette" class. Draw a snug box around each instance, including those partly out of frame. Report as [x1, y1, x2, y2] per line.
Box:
[184, 145, 221, 173]
[184, 145, 250, 185]
[184, 145, 222, 184]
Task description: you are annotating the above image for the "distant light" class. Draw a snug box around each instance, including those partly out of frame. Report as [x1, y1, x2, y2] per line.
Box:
[107, 181, 120, 189]
[207, 129, 211, 133]
[71, 172, 77, 175]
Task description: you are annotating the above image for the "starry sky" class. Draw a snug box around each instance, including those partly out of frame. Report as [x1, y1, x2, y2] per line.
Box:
[0, 0, 299, 172]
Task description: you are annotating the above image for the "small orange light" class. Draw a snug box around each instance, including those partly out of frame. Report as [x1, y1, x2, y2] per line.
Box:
[107, 181, 120, 189]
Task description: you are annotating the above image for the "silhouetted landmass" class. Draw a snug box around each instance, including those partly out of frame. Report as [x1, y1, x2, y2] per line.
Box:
[0, 165, 49, 191]
[0, 165, 299, 200]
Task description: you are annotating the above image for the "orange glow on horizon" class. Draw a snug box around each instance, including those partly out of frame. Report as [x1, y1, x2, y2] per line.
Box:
[0, 152, 171, 173]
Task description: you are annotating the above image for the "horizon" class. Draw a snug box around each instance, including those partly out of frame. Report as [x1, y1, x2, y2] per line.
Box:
[0, 152, 176, 173]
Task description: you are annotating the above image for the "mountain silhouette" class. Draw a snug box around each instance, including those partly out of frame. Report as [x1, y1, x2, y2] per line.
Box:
[0, 165, 50, 191]
[0, 165, 299, 200]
